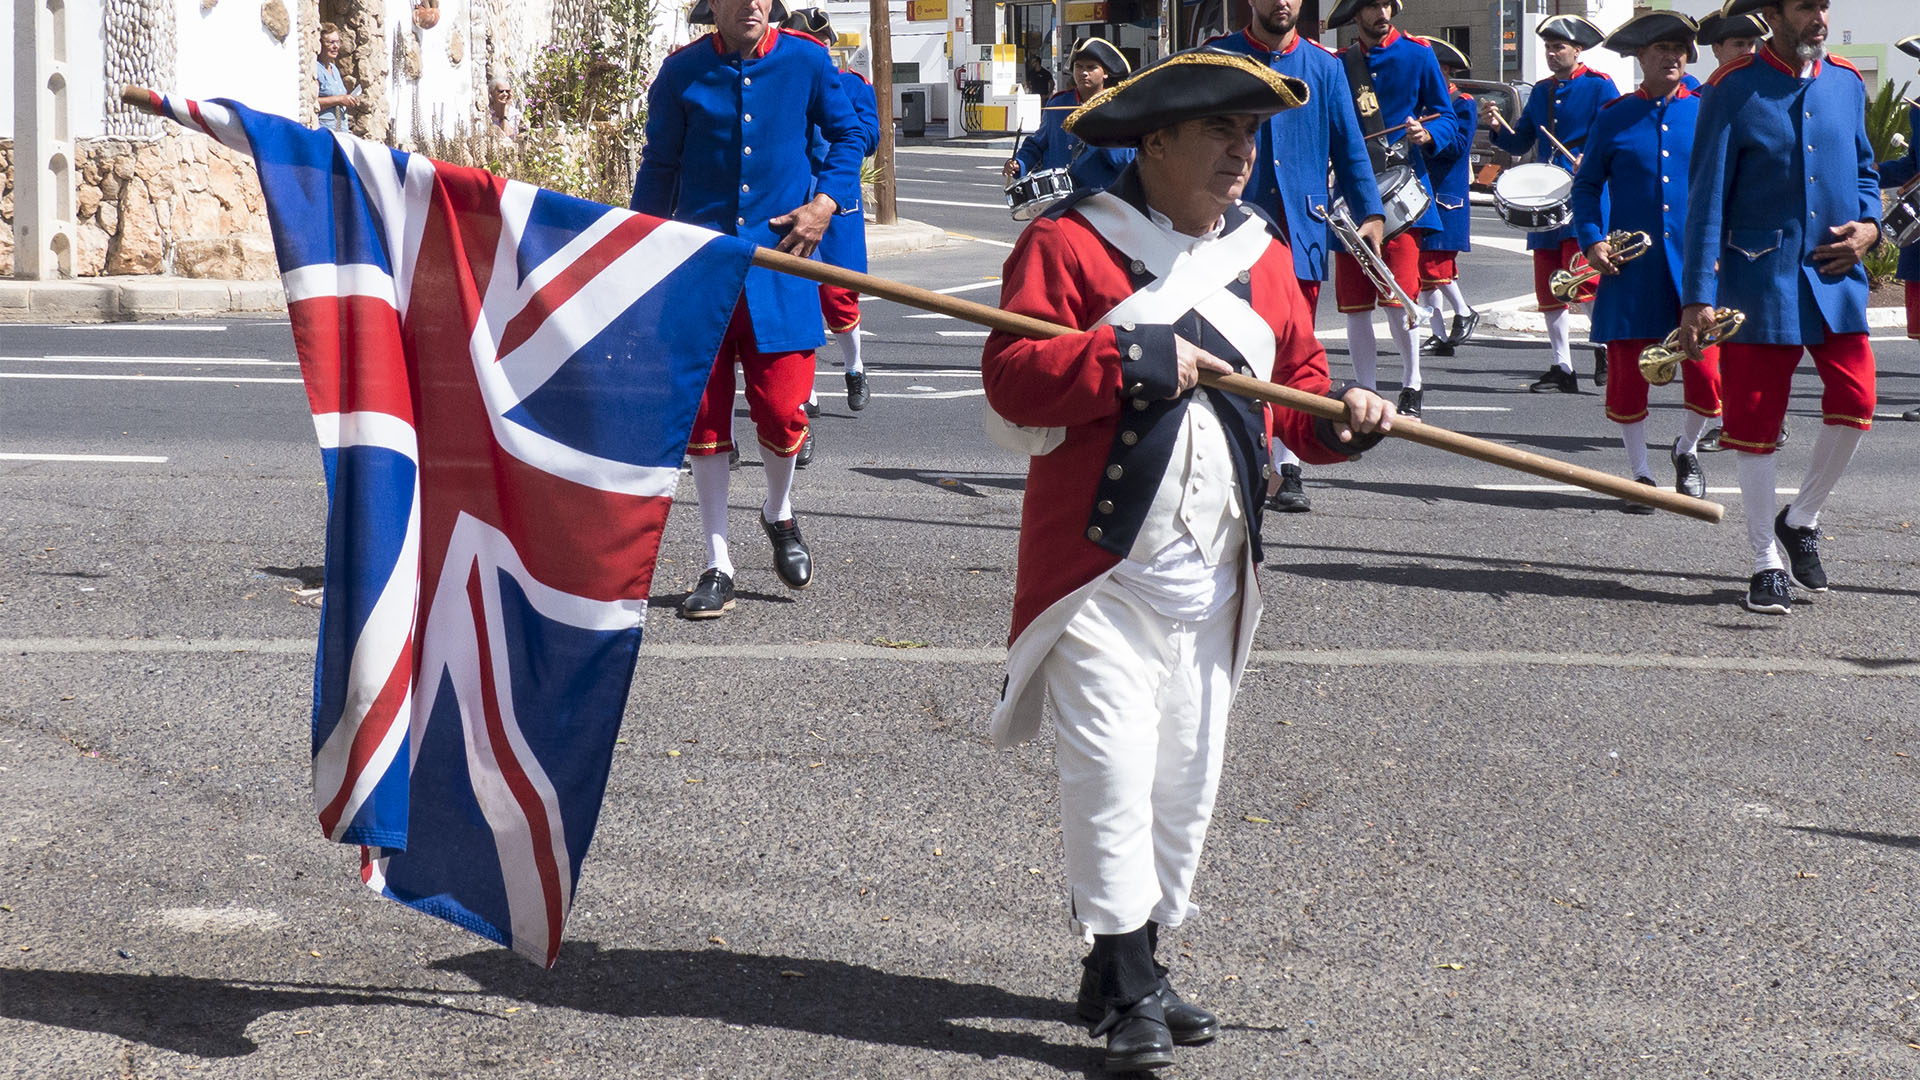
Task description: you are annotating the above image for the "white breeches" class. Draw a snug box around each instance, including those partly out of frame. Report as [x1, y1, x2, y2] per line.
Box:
[1041, 574, 1239, 939]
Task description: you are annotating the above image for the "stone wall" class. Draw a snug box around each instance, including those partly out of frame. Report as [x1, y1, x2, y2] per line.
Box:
[0, 134, 277, 280]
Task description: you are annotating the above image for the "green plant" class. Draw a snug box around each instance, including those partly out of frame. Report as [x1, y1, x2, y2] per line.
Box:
[1863, 79, 1912, 288]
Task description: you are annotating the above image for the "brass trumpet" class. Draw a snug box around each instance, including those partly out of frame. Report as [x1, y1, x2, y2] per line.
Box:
[1314, 201, 1433, 332]
[1639, 308, 1746, 386]
[1549, 230, 1651, 302]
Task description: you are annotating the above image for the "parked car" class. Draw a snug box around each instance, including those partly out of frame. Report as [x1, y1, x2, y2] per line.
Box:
[1454, 78, 1531, 192]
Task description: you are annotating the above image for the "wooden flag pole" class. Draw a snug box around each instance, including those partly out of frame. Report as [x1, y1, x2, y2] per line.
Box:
[119, 84, 1720, 523]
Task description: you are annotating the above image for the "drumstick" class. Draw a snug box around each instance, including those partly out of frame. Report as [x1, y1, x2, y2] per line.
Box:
[1487, 108, 1581, 167]
[1366, 113, 1445, 142]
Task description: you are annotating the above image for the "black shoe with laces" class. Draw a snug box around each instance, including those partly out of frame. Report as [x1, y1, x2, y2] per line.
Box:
[795, 430, 814, 469]
[1671, 439, 1705, 499]
[1089, 992, 1175, 1073]
[1530, 366, 1578, 393]
[1774, 506, 1828, 592]
[762, 515, 813, 589]
[1449, 310, 1479, 345]
[679, 568, 735, 620]
[1622, 475, 1657, 515]
[1396, 386, 1423, 417]
[1697, 425, 1724, 453]
[845, 371, 870, 411]
[1423, 337, 1455, 357]
[1265, 463, 1311, 513]
[1743, 568, 1792, 615]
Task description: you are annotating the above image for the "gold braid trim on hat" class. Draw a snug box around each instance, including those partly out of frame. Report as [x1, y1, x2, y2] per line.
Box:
[1064, 52, 1309, 135]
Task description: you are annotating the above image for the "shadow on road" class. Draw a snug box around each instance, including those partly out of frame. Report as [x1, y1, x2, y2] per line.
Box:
[0, 968, 481, 1058]
[433, 941, 1097, 1072]
[1308, 477, 1604, 514]
[1271, 559, 1735, 606]
[851, 467, 1027, 498]
[1782, 824, 1920, 851]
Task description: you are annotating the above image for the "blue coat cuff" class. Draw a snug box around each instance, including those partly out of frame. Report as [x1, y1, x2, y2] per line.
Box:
[1116, 324, 1178, 401]
[1313, 381, 1386, 457]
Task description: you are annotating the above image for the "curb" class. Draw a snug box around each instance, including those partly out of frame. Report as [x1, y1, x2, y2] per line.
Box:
[1476, 303, 1908, 336]
[0, 218, 946, 323]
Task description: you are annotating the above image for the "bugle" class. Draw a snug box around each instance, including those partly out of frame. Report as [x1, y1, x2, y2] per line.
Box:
[1549, 230, 1651, 302]
[1315, 200, 1433, 332]
[1639, 308, 1745, 386]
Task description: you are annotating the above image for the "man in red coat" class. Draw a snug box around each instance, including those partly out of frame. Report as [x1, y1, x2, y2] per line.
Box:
[980, 50, 1395, 1074]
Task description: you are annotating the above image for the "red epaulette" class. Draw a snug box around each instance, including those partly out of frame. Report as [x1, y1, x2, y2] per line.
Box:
[1828, 53, 1866, 81]
[844, 69, 872, 85]
[780, 28, 828, 49]
[1310, 38, 1339, 54]
[1600, 94, 1629, 110]
[1457, 91, 1474, 102]
[1706, 53, 1756, 86]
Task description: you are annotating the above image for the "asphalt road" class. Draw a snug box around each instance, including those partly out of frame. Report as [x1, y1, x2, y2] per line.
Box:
[3, 145, 1920, 1079]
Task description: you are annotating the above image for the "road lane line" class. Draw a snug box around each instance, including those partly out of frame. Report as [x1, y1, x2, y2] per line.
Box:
[40, 324, 229, 332]
[0, 372, 302, 384]
[1477, 483, 1800, 495]
[5, 638, 1913, 677]
[945, 233, 1018, 248]
[935, 330, 990, 338]
[30, 356, 295, 366]
[930, 280, 1002, 294]
[896, 177, 1002, 190]
[0, 452, 170, 463]
[897, 196, 1008, 209]
[1417, 405, 1511, 412]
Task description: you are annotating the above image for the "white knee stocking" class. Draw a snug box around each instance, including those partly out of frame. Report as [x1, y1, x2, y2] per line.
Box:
[835, 329, 863, 374]
[1423, 290, 1446, 339]
[690, 454, 733, 575]
[1619, 420, 1650, 480]
[1737, 451, 1784, 572]
[1784, 425, 1864, 530]
[1546, 308, 1572, 371]
[1387, 314, 1421, 390]
[1677, 411, 1711, 456]
[1441, 280, 1471, 315]
[761, 445, 797, 524]
[1346, 313, 1379, 390]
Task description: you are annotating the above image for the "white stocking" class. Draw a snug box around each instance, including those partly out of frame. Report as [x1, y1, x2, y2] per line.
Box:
[835, 329, 863, 374]
[1619, 420, 1650, 480]
[1346, 312, 1379, 390]
[1545, 308, 1572, 371]
[690, 454, 734, 575]
[1783, 425, 1864, 530]
[761, 445, 797, 524]
[1677, 411, 1711, 456]
[1441, 280, 1471, 316]
[1737, 451, 1784, 572]
[1423, 290, 1447, 338]
[1387, 313, 1421, 391]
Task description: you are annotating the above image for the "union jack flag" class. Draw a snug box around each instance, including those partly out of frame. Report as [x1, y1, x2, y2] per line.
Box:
[144, 93, 755, 966]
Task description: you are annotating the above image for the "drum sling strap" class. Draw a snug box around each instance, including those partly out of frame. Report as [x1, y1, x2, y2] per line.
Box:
[1343, 44, 1393, 173]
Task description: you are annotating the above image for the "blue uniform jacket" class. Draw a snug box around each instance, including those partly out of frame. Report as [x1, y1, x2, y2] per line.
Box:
[1877, 104, 1919, 283]
[1206, 29, 1383, 280]
[632, 30, 863, 353]
[1012, 89, 1135, 192]
[1341, 28, 1458, 235]
[1420, 88, 1477, 253]
[807, 68, 879, 274]
[1572, 87, 1700, 342]
[1491, 66, 1620, 249]
[1682, 47, 1882, 344]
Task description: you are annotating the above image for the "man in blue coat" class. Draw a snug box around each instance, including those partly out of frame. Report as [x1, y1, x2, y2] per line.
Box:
[1572, 12, 1721, 509]
[1487, 14, 1618, 394]
[1003, 37, 1135, 195]
[1414, 35, 1478, 359]
[633, 0, 863, 618]
[784, 7, 881, 415]
[1207, 0, 1385, 512]
[1677, 0, 1882, 616]
[1327, 0, 1458, 418]
[1880, 34, 1920, 422]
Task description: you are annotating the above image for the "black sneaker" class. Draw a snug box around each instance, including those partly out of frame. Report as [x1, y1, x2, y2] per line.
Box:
[680, 568, 735, 619]
[1265, 463, 1311, 513]
[1743, 568, 1792, 615]
[1622, 475, 1657, 515]
[1449, 310, 1479, 345]
[1592, 346, 1608, 387]
[795, 430, 814, 469]
[1697, 425, 1724, 453]
[1396, 386, 1423, 417]
[763, 515, 813, 589]
[1529, 366, 1578, 393]
[845, 371, 870, 411]
[1671, 439, 1705, 499]
[1773, 507, 1828, 592]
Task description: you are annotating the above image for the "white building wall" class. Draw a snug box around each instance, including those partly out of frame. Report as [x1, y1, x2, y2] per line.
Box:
[412, 1, 480, 136]
[173, 0, 302, 120]
[1662, 0, 1920, 96]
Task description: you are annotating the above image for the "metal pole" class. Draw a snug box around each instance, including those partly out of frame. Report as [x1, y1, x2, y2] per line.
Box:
[869, 0, 898, 224]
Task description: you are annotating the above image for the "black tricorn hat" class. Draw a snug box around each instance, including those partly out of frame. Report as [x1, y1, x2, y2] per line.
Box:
[1538, 14, 1605, 49]
[1065, 48, 1308, 148]
[781, 6, 835, 44]
[1696, 11, 1767, 46]
[1898, 34, 1920, 61]
[1718, 0, 1781, 19]
[689, 0, 791, 26]
[1325, 0, 1401, 32]
[1604, 11, 1700, 62]
[1420, 35, 1470, 72]
[1069, 36, 1131, 78]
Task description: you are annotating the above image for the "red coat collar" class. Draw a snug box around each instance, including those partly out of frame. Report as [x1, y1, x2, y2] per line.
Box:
[1373, 26, 1403, 49]
[710, 27, 779, 59]
[1556, 64, 1590, 83]
[1634, 83, 1695, 101]
[1241, 26, 1302, 55]
[1760, 40, 1817, 78]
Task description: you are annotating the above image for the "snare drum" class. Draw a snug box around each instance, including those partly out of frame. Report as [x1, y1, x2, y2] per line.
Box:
[1006, 168, 1075, 221]
[1884, 187, 1920, 247]
[1331, 165, 1433, 240]
[1493, 163, 1575, 232]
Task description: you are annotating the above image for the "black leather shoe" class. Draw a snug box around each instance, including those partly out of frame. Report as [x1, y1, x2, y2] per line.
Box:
[1089, 993, 1174, 1073]
[1903, 405, 1920, 422]
[1592, 346, 1608, 387]
[1265, 463, 1311, 513]
[803, 399, 820, 419]
[1529, 366, 1578, 393]
[728, 445, 741, 469]
[679, 568, 734, 619]
[762, 515, 813, 590]
[845, 371, 870, 411]
[1671, 440, 1705, 499]
[1743, 568, 1792, 615]
[1422, 335, 1454, 357]
[1396, 386, 1423, 418]
[1076, 970, 1218, 1046]
[1774, 506, 1828, 592]
[1622, 475, 1657, 515]
[1776, 421, 1791, 448]
[1697, 425, 1724, 453]
[795, 431, 814, 469]
[1449, 310, 1479, 345]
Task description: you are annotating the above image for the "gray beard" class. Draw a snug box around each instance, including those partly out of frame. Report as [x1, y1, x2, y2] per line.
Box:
[1794, 40, 1827, 62]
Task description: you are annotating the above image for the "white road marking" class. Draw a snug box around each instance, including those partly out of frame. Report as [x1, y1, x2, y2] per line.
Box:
[931, 280, 1002, 295]
[897, 196, 1008, 210]
[1467, 234, 1533, 255]
[1477, 483, 1800, 495]
[1417, 405, 1512, 412]
[0, 452, 170, 463]
[27, 355, 294, 366]
[818, 369, 979, 378]
[905, 312, 956, 319]
[897, 176, 1001, 190]
[935, 330, 991, 338]
[0, 372, 302, 385]
[870, 389, 985, 399]
[6, 636, 1914, 677]
[40, 324, 229, 332]
[944, 233, 1018, 248]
